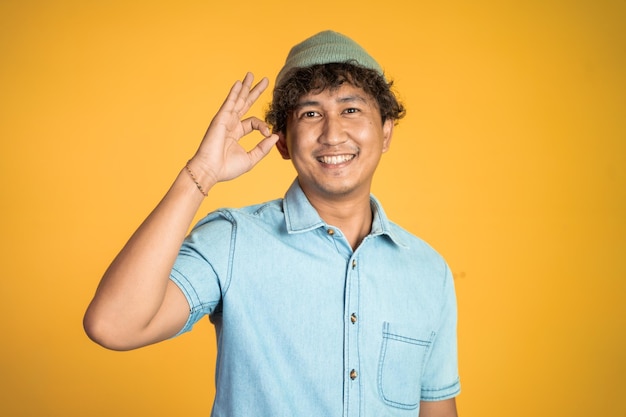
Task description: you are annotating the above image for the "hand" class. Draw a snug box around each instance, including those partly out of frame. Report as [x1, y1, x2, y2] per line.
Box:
[189, 72, 279, 185]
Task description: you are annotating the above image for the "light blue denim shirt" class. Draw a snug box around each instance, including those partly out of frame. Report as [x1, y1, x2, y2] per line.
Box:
[171, 179, 460, 416]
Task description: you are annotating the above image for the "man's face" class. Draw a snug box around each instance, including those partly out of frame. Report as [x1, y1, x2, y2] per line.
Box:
[277, 83, 393, 202]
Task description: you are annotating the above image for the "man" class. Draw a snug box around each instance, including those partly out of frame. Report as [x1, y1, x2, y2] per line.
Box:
[84, 30, 460, 416]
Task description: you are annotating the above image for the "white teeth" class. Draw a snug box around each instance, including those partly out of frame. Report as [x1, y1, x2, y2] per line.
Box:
[318, 155, 355, 165]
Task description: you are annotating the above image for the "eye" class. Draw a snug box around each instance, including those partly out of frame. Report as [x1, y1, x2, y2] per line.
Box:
[296, 110, 320, 119]
[343, 107, 359, 114]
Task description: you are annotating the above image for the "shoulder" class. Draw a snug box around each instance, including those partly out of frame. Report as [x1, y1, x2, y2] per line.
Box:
[370, 196, 445, 266]
[190, 198, 285, 234]
[387, 221, 446, 262]
[180, 198, 286, 266]
[379, 221, 453, 292]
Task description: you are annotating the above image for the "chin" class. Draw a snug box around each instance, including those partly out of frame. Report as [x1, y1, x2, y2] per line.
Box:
[316, 182, 362, 198]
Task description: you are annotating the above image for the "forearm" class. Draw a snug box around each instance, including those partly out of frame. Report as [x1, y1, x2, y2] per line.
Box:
[83, 73, 277, 350]
[419, 398, 458, 417]
[83, 165, 212, 349]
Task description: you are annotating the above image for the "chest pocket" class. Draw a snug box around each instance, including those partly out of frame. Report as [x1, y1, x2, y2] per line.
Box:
[378, 321, 435, 409]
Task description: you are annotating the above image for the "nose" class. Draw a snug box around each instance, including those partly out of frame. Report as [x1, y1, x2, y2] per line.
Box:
[319, 114, 347, 146]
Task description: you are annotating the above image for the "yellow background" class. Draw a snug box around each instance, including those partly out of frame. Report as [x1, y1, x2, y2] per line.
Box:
[1, 0, 624, 416]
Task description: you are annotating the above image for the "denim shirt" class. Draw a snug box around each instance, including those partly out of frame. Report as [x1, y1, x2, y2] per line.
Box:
[171, 180, 460, 416]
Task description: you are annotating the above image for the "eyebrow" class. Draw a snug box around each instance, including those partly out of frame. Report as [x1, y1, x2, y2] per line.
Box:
[295, 94, 370, 110]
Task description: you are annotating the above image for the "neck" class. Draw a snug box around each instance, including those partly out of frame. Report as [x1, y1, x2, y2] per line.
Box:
[305, 191, 373, 250]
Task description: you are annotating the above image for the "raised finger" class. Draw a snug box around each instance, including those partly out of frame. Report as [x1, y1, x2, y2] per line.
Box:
[217, 78, 245, 115]
[248, 76, 269, 105]
[232, 72, 255, 115]
[235, 74, 270, 117]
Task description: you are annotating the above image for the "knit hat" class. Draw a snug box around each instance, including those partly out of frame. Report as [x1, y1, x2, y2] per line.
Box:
[275, 30, 384, 87]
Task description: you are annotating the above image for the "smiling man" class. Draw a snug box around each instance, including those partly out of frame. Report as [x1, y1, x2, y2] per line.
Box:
[84, 31, 461, 417]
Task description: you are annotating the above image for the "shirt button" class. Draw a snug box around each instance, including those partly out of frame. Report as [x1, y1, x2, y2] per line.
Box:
[352, 259, 357, 269]
[327, 229, 335, 236]
[350, 313, 357, 324]
[350, 369, 358, 380]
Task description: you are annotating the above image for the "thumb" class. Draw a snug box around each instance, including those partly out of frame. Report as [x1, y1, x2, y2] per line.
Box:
[247, 134, 279, 167]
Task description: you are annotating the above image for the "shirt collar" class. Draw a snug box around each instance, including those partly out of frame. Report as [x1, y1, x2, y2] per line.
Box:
[283, 179, 407, 247]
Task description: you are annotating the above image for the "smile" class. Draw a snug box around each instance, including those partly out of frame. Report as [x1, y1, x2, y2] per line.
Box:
[317, 154, 356, 165]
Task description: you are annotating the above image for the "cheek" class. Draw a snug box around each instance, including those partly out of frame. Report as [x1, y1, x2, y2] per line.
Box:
[289, 128, 316, 152]
[358, 124, 386, 148]
[286, 138, 308, 164]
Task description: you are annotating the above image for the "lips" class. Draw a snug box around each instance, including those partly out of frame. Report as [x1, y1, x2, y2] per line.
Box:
[316, 154, 356, 165]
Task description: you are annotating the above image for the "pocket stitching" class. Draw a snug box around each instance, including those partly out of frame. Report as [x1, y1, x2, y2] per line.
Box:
[378, 322, 433, 410]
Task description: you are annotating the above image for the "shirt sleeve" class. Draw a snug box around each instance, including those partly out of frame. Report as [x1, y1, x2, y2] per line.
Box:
[169, 211, 236, 335]
[420, 262, 461, 401]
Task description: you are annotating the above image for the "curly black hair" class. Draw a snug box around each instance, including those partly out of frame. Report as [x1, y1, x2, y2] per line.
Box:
[266, 62, 405, 134]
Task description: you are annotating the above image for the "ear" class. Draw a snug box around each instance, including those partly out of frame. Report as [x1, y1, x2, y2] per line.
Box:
[381, 119, 394, 153]
[275, 131, 291, 160]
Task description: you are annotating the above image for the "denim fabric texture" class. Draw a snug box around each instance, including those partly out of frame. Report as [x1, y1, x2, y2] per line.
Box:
[170, 179, 460, 416]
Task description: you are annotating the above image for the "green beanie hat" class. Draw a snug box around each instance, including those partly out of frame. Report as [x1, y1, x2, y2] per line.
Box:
[275, 30, 384, 86]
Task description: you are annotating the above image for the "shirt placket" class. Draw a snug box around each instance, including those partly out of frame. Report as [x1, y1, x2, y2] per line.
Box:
[344, 253, 361, 416]
[325, 226, 363, 417]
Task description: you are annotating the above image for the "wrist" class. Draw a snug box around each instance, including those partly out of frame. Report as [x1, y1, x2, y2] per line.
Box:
[184, 159, 217, 197]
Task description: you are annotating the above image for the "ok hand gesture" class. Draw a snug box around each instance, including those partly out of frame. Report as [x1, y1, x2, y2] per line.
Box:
[190, 72, 279, 186]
